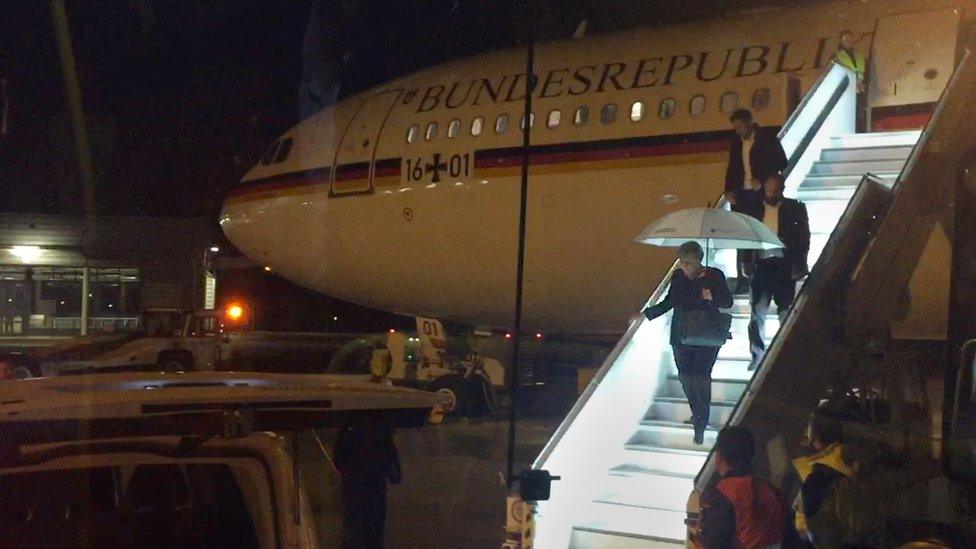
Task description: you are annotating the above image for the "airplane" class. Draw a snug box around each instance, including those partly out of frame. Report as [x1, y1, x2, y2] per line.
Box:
[220, 0, 973, 336]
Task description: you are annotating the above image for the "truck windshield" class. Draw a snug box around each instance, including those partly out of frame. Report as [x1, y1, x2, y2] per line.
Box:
[0, 463, 260, 549]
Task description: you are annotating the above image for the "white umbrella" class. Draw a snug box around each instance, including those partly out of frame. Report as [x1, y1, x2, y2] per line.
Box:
[634, 207, 784, 250]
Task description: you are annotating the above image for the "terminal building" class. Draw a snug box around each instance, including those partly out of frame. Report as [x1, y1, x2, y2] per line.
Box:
[0, 214, 212, 337]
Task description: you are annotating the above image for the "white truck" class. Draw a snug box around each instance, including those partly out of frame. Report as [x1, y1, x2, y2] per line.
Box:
[0, 371, 442, 549]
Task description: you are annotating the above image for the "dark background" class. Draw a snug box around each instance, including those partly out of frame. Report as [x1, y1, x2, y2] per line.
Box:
[0, 0, 797, 219]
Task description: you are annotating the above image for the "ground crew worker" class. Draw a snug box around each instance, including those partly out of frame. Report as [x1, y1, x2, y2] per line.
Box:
[696, 426, 788, 548]
[833, 31, 867, 93]
[335, 345, 402, 548]
[793, 410, 854, 547]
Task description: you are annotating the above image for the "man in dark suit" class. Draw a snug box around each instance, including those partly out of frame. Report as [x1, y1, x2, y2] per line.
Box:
[724, 108, 788, 294]
[738, 173, 809, 369]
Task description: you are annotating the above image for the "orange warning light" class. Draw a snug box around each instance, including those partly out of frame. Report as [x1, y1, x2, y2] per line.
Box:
[226, 304, 244, 321]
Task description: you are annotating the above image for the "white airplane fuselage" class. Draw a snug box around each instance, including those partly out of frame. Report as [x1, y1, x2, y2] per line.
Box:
[221, 0, 970, 334]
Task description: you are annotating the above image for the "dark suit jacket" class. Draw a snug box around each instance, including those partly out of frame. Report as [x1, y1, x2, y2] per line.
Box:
[738, 191, 811, 276]
[725, 125, 788, 193]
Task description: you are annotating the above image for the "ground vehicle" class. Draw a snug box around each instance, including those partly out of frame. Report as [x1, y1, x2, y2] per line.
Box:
[20, 307, 505, 415]
[31, 308, 227, 376]
[0, 372, 442, 548]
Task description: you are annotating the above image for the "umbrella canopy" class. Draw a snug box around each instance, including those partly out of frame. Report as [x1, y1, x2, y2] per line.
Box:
[634, 207, 784, 250]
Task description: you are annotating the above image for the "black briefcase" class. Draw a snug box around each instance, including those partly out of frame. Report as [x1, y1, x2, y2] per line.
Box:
[679, 310, 733, 347]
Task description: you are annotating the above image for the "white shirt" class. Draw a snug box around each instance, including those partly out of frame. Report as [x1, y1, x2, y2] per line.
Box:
[760, 201, 784, 259]
[741, 135, 756, 189]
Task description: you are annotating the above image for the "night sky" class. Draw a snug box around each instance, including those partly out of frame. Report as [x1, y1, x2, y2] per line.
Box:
[1, 0, 797, 220]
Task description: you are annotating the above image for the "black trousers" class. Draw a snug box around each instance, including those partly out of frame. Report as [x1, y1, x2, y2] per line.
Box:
[340, 472, 388, 549]
[748, 257, 795, 362]
[673, 344, 720, 430]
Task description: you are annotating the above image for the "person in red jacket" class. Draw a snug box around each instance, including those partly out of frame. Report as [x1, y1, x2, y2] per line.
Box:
[697, 426, 789, 549]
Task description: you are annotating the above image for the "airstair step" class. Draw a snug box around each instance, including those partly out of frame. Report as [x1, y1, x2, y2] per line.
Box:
[613, 446, 708, 477]
[829, 130, 921, 149]
[810, 158, 907, 175]
[626, 422, 720, 451]
[571, 502, 686, 545]
[647, 396, 736, 426]
[662, 375, 747, 402]
[819, 145, 914, 162]
[593, 470, 695, 512]
[799, 172, 898, 190]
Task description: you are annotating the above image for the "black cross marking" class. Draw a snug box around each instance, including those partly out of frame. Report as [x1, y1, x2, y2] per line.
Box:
[424, 153, 447, 183]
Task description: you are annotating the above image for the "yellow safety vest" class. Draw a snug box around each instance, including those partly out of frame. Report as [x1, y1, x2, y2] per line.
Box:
[791, 443, 853, 533]
[833, 49, 866, 76]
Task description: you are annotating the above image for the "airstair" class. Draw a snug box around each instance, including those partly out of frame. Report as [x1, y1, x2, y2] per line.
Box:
[531, 54, 976, 548]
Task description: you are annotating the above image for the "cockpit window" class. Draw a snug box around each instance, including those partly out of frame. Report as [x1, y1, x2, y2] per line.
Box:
[273, 137, 293, 163]
[259, 141, 279, 165]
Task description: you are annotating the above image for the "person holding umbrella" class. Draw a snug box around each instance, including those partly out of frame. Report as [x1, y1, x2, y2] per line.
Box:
[643, 241, 732, 444]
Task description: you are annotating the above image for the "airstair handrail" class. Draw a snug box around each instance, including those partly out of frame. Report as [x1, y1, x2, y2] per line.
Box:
[777, 61, 855, 197]
[533, 65, 854, 470]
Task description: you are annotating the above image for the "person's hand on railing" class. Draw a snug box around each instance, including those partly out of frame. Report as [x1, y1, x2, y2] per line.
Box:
[724, 191, 737, 206]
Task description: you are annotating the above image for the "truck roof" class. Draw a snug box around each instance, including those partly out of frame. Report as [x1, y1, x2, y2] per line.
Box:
[0, 372, 440, 447]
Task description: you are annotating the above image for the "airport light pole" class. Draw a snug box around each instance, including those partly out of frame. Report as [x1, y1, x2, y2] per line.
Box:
[506, 36, 534, 489]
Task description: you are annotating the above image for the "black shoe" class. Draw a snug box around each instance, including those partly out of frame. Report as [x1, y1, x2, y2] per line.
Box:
[693, 427, 705, 445]
[683, 417, 695, 425]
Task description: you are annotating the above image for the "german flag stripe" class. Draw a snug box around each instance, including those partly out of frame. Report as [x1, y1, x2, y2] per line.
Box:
[225, 129, 744, 204]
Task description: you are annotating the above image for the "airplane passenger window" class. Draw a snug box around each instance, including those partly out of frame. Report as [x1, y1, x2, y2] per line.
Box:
[659, 98, 676, 119]
[547, 110, 561, 128]
[520, 112, 535, 130]
[720, 92, 739, 114]
[448, 119, 461, 138]
[601, 103, 617, 124]
[752, 88, 771, 110]
[260, 140, 280, 165]
[495, 114, 509, 134]
[425, 122, 438, 140]
[630, 101, 644, 122]
[273, 137, 293, 163]
[471, 116, 484, 136]
[690, 95, 706, 117]
[574, 106, 589, 125]
[406, 124, 419, 143]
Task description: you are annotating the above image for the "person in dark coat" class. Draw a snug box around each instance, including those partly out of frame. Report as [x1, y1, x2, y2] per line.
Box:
[334, 349, 402, 549]
[696, 426, 790, 549]
[644, 241, 733, 444]
[737, 173, 810, 369]
[724, 108, 788, 294]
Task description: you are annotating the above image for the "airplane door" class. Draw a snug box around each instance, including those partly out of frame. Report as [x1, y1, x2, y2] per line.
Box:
[868, 8, 961, 130]
[331, 90, 402, 195]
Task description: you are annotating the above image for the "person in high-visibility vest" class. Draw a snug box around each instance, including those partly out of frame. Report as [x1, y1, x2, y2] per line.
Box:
[834, 30, 867, 93]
